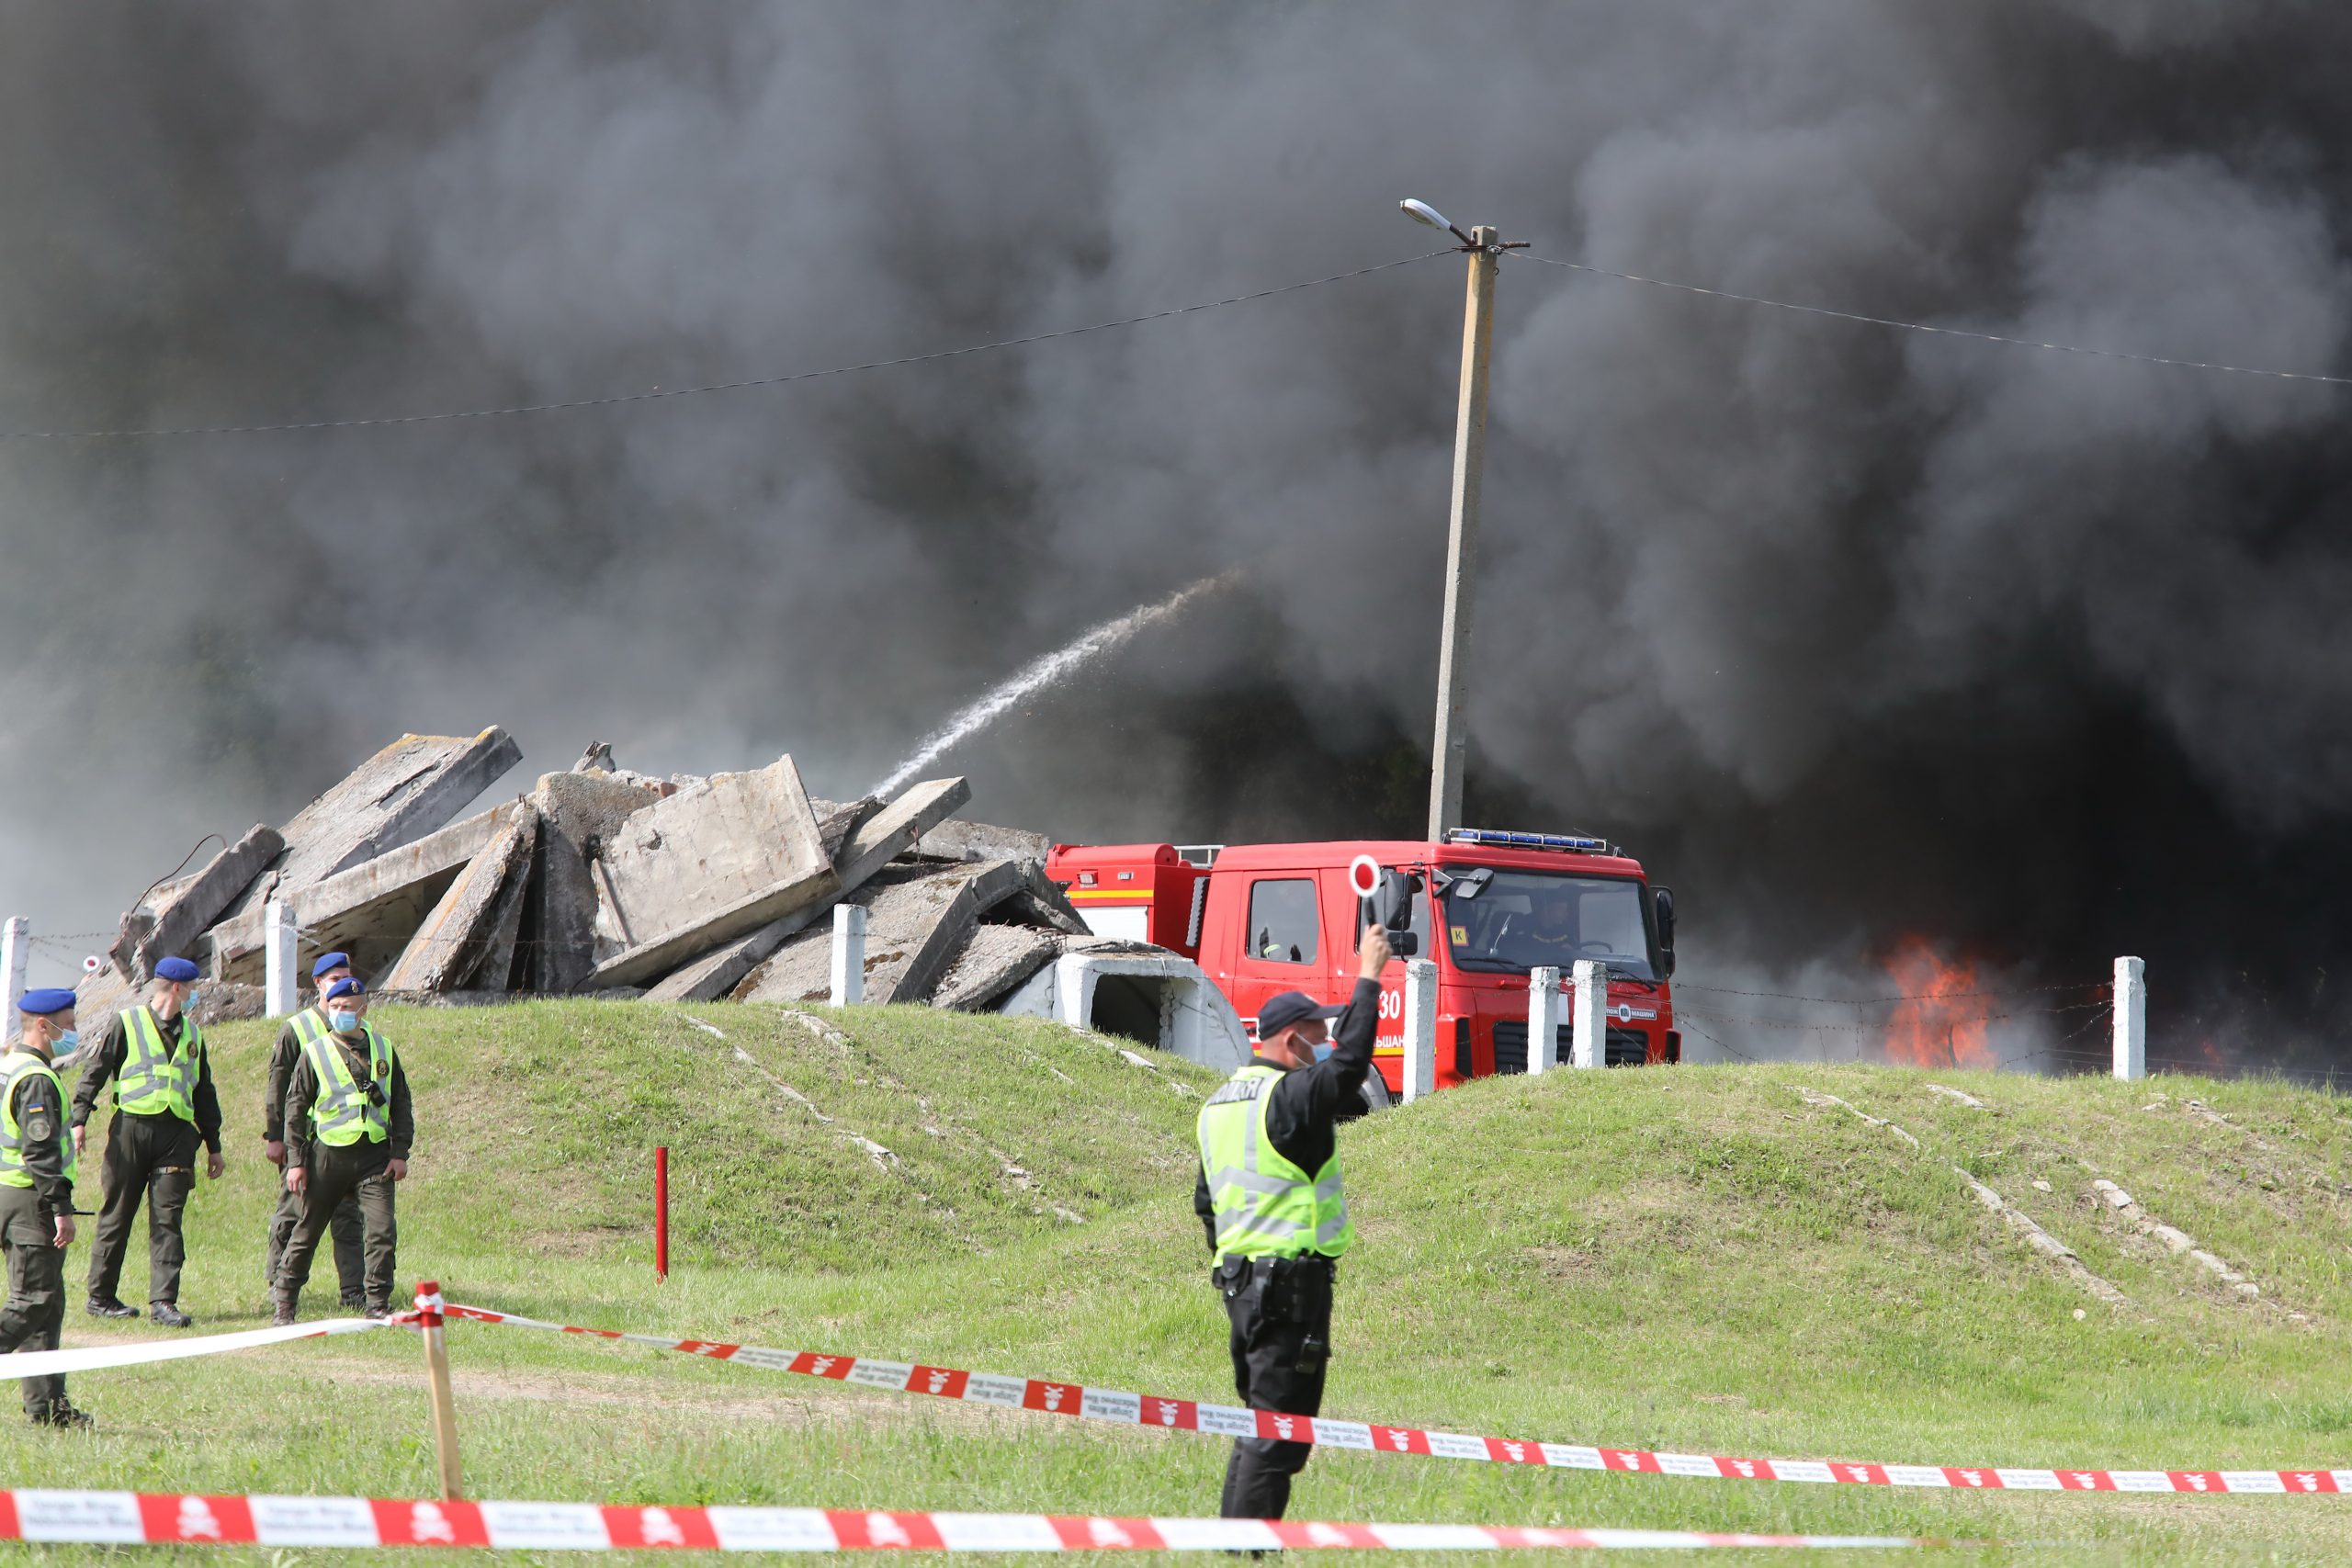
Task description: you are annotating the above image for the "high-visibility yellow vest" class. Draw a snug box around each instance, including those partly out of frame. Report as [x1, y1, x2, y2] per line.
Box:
[287, 1007, 331, 1055]
[1195, 1063, 1353, 1265]
[0, 1049, 76, 1189]
[302, 1022, 393, 1147]
[117, 1005, 205, 1122]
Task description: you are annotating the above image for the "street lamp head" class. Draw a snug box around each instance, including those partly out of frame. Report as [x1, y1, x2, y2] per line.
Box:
[1398, 198, 1474, 247]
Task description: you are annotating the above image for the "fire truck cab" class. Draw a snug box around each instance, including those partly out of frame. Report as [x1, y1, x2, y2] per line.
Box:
[1044, 830, 1679, 1100]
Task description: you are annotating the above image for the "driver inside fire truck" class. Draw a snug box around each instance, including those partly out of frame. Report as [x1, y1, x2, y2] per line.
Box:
[1521, 885, 1585, 965]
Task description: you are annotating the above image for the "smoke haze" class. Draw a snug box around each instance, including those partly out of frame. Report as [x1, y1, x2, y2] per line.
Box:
[5, 1, 2351, 1068]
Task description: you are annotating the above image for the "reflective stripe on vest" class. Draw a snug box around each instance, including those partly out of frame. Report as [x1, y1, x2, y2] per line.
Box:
[303, 1023, 392, 1146]
[1195, 1063, 1353, 1265]
[0, 1050, 75, 1189]
[117, 1006, 204, 1122]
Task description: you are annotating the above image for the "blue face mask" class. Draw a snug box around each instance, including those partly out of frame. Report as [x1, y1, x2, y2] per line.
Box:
[51, 1029, 78, 1054]
[182, 987, 200, 1013]
[328, 1010, 360, 1034]
[1312, 1041, 1335, 1063]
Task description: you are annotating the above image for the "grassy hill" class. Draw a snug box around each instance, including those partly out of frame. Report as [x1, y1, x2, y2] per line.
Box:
[12, 1000, 2352, 1564]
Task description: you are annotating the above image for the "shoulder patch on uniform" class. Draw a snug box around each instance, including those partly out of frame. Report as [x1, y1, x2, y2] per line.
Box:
[25, 1114, 52, 1143]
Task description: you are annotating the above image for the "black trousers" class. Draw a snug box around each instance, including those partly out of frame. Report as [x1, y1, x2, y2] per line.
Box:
[0, 1186, 66, 1414]
[85, 1110, 199, 1307]
[1216, 1255, 1335, 1521]
[266, 1183, 365, 1306]
[276, 1144, 396, 1311]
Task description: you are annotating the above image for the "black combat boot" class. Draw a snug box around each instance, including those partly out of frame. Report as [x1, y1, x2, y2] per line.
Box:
[29, 1400, 95, 1431]
[151, 1303, 193, 1328]
[85, 1297, 138, 1320]
[271, 1292, 299, 1327]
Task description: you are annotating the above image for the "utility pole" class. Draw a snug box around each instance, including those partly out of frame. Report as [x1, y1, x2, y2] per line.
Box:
[1427, 224, 1502, 840]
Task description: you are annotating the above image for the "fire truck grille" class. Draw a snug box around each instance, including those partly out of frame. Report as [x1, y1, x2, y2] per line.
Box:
[1489, 1021, 1651, 1072]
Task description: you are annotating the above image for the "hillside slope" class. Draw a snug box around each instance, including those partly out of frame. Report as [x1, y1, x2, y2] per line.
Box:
[17, 1003, 2352, 1564]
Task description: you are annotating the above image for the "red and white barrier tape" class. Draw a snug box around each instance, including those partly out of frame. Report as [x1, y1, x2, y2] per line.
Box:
[0, 1491, 1928, 1551]
[445, 1303, 2351, 1498]
[0, 1316, 390, 1378]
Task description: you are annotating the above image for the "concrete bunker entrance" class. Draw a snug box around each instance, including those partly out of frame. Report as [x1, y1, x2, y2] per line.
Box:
[1085, 973, 1170, 1047]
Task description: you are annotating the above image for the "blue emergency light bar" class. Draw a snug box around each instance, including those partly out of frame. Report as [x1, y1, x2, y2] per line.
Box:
[1448, 828, 1611, 853]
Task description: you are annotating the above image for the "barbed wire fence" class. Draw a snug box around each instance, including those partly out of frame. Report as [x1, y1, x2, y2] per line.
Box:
[1668, 974, 2120, 1077]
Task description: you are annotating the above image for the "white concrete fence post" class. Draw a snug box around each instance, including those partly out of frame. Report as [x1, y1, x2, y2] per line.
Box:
[1400, 958, 1438, 1103]
[1571, 959, 1605, 1070]
[262, 899, 299, 1020]
[1528, 965, 1562, 1075]
[830, 903, 868, 1007]
[2113, 955, 2146, 1081]
[0, 919, 27, 1022]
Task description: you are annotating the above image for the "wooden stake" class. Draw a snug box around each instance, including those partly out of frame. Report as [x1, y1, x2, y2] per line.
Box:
[414, 1280, 464, 1501]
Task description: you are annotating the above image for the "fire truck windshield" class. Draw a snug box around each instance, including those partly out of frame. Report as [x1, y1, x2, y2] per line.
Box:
[1441, 869, 1660, 980]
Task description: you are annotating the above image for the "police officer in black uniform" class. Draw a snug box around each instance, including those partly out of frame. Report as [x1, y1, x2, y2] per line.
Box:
[1, 988, 92, 1429]
[1193, 924, 1389, 1521]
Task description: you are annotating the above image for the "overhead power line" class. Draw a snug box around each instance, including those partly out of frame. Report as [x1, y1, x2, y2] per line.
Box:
[0, 250, 1454, 442]
[1508, 250, 2352, 387]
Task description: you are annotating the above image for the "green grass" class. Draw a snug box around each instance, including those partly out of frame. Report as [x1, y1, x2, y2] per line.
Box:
[8, 1002, 2352, 1563]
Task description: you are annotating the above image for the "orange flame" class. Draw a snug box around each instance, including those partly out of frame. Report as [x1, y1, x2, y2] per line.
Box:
[1883, 938, 1997, 1068]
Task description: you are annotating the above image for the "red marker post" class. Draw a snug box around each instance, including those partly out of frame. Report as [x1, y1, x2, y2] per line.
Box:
[413, 1280, 464, 1501]
[654, 1145, 669, 1281]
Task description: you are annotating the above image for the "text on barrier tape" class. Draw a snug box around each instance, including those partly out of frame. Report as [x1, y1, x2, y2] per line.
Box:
[443, 1302, 2351, 1498]
[0, 1490, 1928, 1551]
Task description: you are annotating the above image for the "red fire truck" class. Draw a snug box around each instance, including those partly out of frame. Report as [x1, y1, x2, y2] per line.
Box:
[1044, 829, 1678, 1100]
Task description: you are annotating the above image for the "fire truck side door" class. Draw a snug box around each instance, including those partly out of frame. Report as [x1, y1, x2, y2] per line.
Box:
[1229, 874, 1326, 1044]
[1325, 867, 1412, 1088]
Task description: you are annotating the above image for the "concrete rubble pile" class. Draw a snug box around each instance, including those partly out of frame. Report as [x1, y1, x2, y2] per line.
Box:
[74, 728, 1129, 1032]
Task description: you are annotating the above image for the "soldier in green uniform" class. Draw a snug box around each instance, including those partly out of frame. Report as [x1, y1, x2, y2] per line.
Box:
[72, 956, 223, 1326]
[1, 988, 93, 1428]
[275, 979, 411, 1323]
[262, 952, 365, 1310]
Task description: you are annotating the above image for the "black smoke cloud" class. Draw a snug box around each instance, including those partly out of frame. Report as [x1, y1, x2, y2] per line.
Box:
[4, 2, 2349, 1069]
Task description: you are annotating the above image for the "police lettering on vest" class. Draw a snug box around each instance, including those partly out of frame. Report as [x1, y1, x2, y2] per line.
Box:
[1195, 1064, 1353, 1264]
[115, 1006, 206, 1122]
[0, 1049, 76, 1188]
[302, 1023, 393, 1147]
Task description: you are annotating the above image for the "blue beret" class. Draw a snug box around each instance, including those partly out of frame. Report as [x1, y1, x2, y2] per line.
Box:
[324, 977, 367, 1003]
[153, 957, 200, 984]
[311, 952, 352, 980]
[17, 988, 76, 1018]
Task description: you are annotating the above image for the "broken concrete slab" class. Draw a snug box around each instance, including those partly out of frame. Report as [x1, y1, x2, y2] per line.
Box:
[834, 779, 971, 890]
[740, 855, 1033, 1007]
[379, 810, 540, 993]
[912, 818, 1052, 864]
[578, 756, 839, 991]
[469, 836, 535, 992]
[931, 925, 1062, 1011]
[598, 755, 831, 937]
[128, 824, 284, 982]
[220, 728, 524, 924]
[638, 778, 971, 1002]
[523, 770, 667, 994]
[993, 860, 1090, 936]
[210, 800, 525, 985]
[810, 796, 881, 863]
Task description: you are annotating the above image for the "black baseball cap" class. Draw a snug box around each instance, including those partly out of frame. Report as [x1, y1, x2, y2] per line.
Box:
[1257, 990, 1345, 1040]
